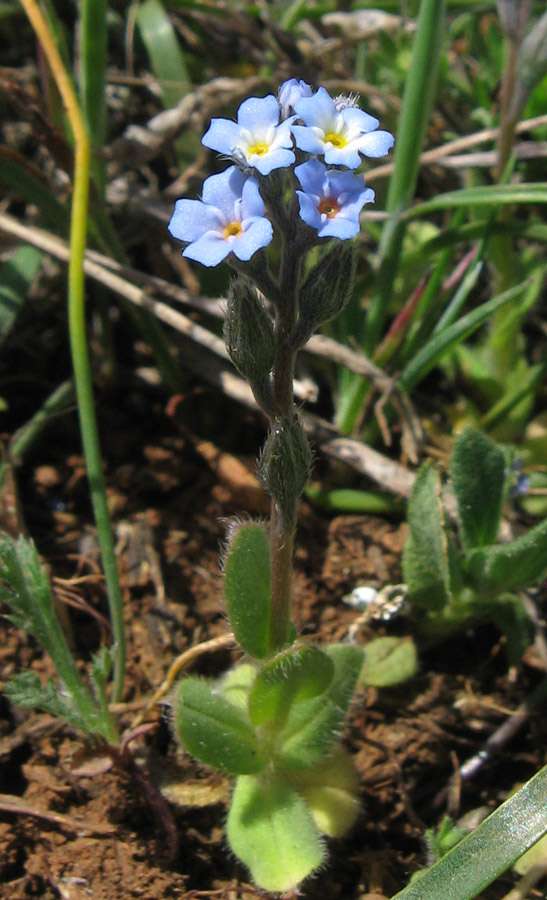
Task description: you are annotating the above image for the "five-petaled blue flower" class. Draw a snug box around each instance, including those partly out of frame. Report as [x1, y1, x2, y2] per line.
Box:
[168, 166, 273, 267]
[292, 86, 394, 169]
[294, 159, 374, 240]
[202, 95, 295, 176]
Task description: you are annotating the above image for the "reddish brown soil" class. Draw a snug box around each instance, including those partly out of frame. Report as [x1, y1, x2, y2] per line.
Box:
[1, 384, 545, 900]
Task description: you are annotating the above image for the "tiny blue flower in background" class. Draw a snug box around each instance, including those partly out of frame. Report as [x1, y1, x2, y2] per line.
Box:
[202, 95, 295, 176]
[168, 166, 273, 267]
[294, 159, 374, 240]
[292, 86, 394, 169]
[278, 78, 313, 119]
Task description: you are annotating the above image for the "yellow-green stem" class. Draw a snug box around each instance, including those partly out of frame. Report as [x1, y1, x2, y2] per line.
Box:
[20, 0, 126, 702]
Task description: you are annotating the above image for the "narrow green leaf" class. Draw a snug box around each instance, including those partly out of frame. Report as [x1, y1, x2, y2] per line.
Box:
[0, 246, 42, 345]
[450, 428, 505, 551]
[402, 183, 547, 221]
[223, 523, 272, 659]
[402, 463, 452, 610]
[391, 764, 547, 900]
[465, 518, 547, 594]
[79, 0, 108, 192]
[276, 644, 363, 770]
[248, 646, 334, 727]
[399, 281, 528, 391]
[135, 0, 190, 110]
[226, 773, 324, 892]
[174, 677, 266, 775]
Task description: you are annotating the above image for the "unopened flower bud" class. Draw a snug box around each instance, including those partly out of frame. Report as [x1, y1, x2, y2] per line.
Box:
[224, 276, 275, 413]
[290, 243, 355, 349]
[258, 415, 312, 529]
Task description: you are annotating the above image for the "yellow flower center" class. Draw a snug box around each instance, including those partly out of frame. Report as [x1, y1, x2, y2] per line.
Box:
[223, 221, 243, 239]
[248, 142, 269, 157]
[324, 132, 347, 149]
[318, 197, 339, 218]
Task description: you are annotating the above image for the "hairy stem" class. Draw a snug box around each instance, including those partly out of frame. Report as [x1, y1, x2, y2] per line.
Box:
[268, 239, 301, 650]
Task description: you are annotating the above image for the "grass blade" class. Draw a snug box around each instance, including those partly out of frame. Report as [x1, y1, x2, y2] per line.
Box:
[391, 764, 547, 900]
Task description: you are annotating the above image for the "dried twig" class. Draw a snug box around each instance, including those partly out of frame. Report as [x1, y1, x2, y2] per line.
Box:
[0, 793, 117, 835]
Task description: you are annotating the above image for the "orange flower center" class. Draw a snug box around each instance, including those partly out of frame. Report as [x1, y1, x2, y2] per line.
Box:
[318, 197, 339, 218]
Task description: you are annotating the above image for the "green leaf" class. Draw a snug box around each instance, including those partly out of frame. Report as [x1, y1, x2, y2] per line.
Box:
[391, 763, 547, 900]
[0, 246, 42, 346]
[248, 646, 334, 727]
[288, 745, 360, 838]
[359, 636, 418, 688]
[402, 183, 547, 222]
[400, 281, 528, 391]
[174, 677, 266, 775]
[135, 0, 190, 110]
[275, 644, 363, 771]
[450, 428, 505, 551]
[219, 663, 257, 711]
[465, 518, 547, 595]
[226, 773, 324, 892]
[223, 523, 272, 659]
[402, 463, 453, 610]
[485, 595, 533, 666]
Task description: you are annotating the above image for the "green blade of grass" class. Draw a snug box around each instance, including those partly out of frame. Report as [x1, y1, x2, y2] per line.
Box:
[135, 0, 190, 111]
[79, 0, 108, 193]
[390, 764, 547, 900]
[364, 0, 447, 353]
[402, 183, 547, 220]
[399, 280, 529, 392]
[0, 246, 42, 345]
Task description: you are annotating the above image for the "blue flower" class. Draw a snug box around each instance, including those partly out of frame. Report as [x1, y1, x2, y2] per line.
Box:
[278, 78, 313, 119]
[202, 95, 295, 176]
[294, 159, 374, 240]
[168, 166, 273, 267]
[292, 86, 394, 169]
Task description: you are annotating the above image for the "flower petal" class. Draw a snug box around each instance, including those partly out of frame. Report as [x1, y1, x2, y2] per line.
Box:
[319, 217, 360, 240]
[168, 199, 223, 243]
[296, 191, 322, 231]
[323, 144, 362, 168]
[294, 159, 326, 195]
[341, 107, 380, 134]
[240, 176, 265, 218]
[237, 95, 280, 132]
[291, 125, 326, 155]
[251, 147, 295, 175]
[233, 217, 274, 260]
[356, 130, 395, 158]
[294, 86, 337, 130]
[182, 232, 232, 267]
[202, 167, 245, 217]
[202, 119, 242, 155]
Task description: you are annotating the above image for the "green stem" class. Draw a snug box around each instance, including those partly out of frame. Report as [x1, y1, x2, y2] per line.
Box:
[21, 0, 126, 703]
[268, 239, 301, 651]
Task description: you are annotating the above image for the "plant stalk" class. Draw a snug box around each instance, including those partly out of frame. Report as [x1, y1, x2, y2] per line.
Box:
[19, 0, 126, 703]
[268, 239, 301, 650]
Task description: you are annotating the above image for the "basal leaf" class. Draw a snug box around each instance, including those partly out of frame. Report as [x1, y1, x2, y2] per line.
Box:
[248, 645, 334, 727]
[275, 644, 363, 770]
[226, 773, 324, 892]
[465, 517, 547, 595]
[450, 427, 505, 551]
[174, 677, 266, 775]
[288, 745, 360, 838]
[402, 463, 453, 610]
[223, 522, 272, 659]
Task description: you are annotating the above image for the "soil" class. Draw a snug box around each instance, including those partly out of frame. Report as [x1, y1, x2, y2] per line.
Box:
[1, 378, 546, 900]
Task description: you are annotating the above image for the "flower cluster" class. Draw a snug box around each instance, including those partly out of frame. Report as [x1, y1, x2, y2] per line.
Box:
[169, 78, 394, 267]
